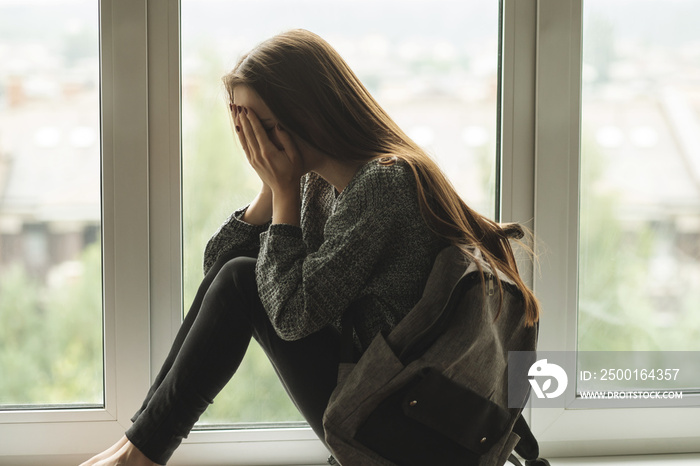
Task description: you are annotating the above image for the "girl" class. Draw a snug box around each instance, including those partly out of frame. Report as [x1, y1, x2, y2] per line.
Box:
[81, 29, 539, 466]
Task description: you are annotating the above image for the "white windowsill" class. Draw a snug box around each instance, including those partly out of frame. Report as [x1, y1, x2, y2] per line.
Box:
[540, 453, 700, 465]
[5, 452, 700, 466]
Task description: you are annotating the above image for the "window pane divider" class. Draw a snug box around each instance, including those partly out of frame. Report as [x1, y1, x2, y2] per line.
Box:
[500, 0, 537, 291]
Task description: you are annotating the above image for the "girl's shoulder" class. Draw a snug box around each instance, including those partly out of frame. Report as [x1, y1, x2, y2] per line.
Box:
[341, 156, 415, 200]
[299, 157, 416, 216]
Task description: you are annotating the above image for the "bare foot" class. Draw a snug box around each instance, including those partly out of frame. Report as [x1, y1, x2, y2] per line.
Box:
[80, 436, 129, 466]
[95, 439, 158, 466]
[81, 436, 158, 466]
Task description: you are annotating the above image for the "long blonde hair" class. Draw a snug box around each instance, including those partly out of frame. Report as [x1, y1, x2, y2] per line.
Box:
[223, 29, 540, 326]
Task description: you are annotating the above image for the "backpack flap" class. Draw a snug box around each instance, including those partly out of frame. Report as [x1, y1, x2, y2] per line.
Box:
[401, 368, 511, 453]
[353, 367, 511, 466]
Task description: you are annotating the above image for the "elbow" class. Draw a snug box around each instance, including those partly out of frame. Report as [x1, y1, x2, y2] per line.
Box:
[275, 328, 302, 342]
[268, 310, 316, 342]
[262, 293, 324, 341]
[202, 240, 217, 275]
[271, 321, 306, 342]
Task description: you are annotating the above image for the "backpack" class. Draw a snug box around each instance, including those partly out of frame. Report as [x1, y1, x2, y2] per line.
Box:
[322, 245, 550, 466]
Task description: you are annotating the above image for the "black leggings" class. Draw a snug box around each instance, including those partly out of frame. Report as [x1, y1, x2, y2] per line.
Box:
[125, 253, 341, 465]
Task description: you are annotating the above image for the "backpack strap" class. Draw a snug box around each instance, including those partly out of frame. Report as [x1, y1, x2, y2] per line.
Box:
[508, 454, 551, 466]
[511, 414, 551, 466]
[513, 415, 538, 459]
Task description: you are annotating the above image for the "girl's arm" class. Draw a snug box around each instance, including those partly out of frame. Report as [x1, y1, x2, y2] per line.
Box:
[204, 104, 304, 274]
[242, 185, 273, 225]
[256, 163, 410, 341]
[237, 108, 304, 228]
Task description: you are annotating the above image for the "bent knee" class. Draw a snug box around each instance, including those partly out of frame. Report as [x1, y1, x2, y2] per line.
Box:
[214, 256, 258, 294]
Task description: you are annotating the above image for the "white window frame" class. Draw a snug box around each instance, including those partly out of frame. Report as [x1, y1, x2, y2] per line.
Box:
[2, 0, 699, 464]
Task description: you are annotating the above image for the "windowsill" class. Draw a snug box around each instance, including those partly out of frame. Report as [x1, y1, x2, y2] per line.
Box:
[530, 453, 700, 465]
[8, 452, 700, 466]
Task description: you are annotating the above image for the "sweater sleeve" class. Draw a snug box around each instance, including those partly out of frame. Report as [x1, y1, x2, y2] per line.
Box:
[255, 164, 404, 341]
[202, 206, 271, 275]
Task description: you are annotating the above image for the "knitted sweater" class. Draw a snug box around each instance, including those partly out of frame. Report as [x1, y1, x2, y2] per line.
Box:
[203, 159, 446, 350]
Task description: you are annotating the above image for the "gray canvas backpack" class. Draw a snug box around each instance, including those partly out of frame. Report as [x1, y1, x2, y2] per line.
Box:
[322, 245, 549, 466]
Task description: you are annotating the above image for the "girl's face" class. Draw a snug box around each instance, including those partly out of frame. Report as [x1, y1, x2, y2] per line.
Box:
[231, 85, 327, 173]
[232, 85, 283, 151]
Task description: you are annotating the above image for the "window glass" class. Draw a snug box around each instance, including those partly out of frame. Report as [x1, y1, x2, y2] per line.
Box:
[181, 0, 500, 425]
[579, 1, 700, 353]
[0, 0, 102, 408]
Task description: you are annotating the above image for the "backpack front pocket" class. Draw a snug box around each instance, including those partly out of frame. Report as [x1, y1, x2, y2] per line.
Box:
[354, 367, 511, 466]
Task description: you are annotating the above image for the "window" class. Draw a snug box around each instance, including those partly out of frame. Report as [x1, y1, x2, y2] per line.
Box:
[530, 0, 700, 456]
[576, 0, 700, 398]
[0, 0, 102, 409]
[0, 0, 153, 460]
[579, 0, 700, 354]
[1, 1, 698, 463]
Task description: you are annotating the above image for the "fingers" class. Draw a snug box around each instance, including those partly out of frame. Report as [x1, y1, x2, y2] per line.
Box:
[243, 108, 270, 152]
[235, 107, 303, 186]
[238, 108, 260, 158]
[275, 123, 301, 166]
[239, 108, 286, 178]
[232, 106, 252, 163]
[241, 108, 285, 167]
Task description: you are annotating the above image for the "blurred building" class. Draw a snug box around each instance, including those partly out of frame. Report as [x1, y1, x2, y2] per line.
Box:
[0, 72, 100, 282]
[583, 36, 700, 325]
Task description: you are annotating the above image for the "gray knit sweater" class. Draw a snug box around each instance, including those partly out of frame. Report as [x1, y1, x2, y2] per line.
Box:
[203, 159, 446, 350]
